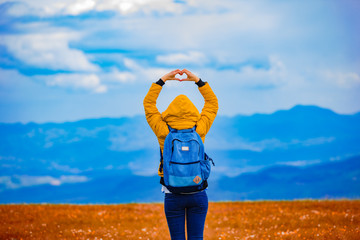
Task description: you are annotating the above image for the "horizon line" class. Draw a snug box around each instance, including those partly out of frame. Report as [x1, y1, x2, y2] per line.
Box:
[1, 104, 359, 125]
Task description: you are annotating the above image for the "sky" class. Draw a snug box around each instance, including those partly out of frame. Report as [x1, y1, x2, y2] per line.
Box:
[0, 0, 359, 123]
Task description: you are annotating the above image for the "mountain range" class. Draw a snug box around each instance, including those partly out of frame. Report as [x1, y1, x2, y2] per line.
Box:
[0, 105, 359, 203]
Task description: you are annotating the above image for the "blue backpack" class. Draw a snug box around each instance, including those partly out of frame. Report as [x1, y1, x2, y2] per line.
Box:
[161, 125, 215, 194]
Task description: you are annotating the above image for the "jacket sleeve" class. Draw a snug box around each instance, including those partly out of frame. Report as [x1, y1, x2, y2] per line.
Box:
[196, 83, 219, 138]
[143, 83, 169, 140]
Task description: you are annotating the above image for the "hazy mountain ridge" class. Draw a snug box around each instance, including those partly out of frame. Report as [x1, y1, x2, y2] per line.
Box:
[1, 155, 359, 203]
[210, 155, 360, 201]
[1, 105, 359, 202]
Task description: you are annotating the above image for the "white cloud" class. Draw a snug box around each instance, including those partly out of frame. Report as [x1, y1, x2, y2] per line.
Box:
[191, 55, 289, 89]
[4, 0, 96, 16]
[212, 165, 264, 178]
[111, 70, 136, 83]
[50, 162, 81, 174]
[296, 137, 335, 147]
[4, 0, 184, 16]
[206, 136, 336, 151]
[67, 0, 96, 15]
[276, 159, 322, 167]
[1, 32, 98, 71]
[322, 71, 360, 89]
[123, 58, 174, 81]
[108, 125, 157, 151]
[156, 51, 208, 65]
[45, 73, 107, 93]
[0, 175, 89, 189]
[60, 175, 89, 184]
[101, 67, 136, 83]
[0, 68, 29, 88]
[96, 0, 182, 15]
[124, 58, 143, 71]
[0, 66, 134, 96]
[238, 56, 287, 88]
[1, 0, 360, 122]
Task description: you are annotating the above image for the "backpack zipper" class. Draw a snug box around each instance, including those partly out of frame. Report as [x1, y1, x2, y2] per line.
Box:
[170, 160, 200, 165]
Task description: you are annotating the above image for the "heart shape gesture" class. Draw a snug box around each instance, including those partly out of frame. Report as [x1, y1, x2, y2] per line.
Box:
[175, 73, 188, 81]
[161, 69, 200, 83]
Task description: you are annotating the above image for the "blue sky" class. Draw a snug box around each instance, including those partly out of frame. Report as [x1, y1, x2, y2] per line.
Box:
[0, 0, 359, 123]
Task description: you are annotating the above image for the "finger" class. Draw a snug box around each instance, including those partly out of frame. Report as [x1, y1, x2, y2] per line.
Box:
[182, 69, 191, 75]
[168, 77, 182, 81]
[174, 69, 182, 75]
[168, 70, 177, 77]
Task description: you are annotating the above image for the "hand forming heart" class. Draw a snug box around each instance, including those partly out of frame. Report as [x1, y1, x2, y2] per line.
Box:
[161, 69, 199, 83]
[175, 72, 188, 81]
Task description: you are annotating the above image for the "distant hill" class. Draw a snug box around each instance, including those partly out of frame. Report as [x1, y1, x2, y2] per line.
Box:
[1, 155, 359, 203]
[209, 155, 360, 201]
[0, 105, 359, 203]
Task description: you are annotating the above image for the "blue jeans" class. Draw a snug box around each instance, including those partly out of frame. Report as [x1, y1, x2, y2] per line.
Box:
[164, 191, 208, 240]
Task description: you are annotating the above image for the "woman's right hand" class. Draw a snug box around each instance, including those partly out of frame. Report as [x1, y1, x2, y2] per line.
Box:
[160, 69, 183, 82]
[181, 69, 200, 83]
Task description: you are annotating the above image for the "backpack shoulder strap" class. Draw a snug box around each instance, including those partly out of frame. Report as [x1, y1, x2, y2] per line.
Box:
[168, 125, 176, 133]
[167, 124, 196, 133]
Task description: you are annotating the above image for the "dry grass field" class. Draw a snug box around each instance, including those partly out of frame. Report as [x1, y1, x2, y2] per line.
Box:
[1, 200, 359, 240]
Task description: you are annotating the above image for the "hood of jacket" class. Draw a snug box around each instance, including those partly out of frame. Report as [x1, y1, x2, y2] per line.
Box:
[162, 94, 200, 130]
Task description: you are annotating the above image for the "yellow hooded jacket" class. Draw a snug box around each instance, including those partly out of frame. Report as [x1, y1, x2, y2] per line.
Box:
[143, 82, 218, 177]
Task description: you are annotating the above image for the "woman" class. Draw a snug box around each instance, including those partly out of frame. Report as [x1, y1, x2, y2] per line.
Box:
[143, 69, 218, 239]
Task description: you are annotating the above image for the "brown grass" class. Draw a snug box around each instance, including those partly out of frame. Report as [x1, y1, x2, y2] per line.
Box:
[1, 200, 359, 239]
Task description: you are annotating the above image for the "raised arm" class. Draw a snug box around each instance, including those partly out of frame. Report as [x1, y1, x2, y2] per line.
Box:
[143, 69, 182, 140]
[181, 69, 219, 139]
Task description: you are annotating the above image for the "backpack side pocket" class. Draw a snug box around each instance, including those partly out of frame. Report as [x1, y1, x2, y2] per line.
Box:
[201, 153, 212, 180]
